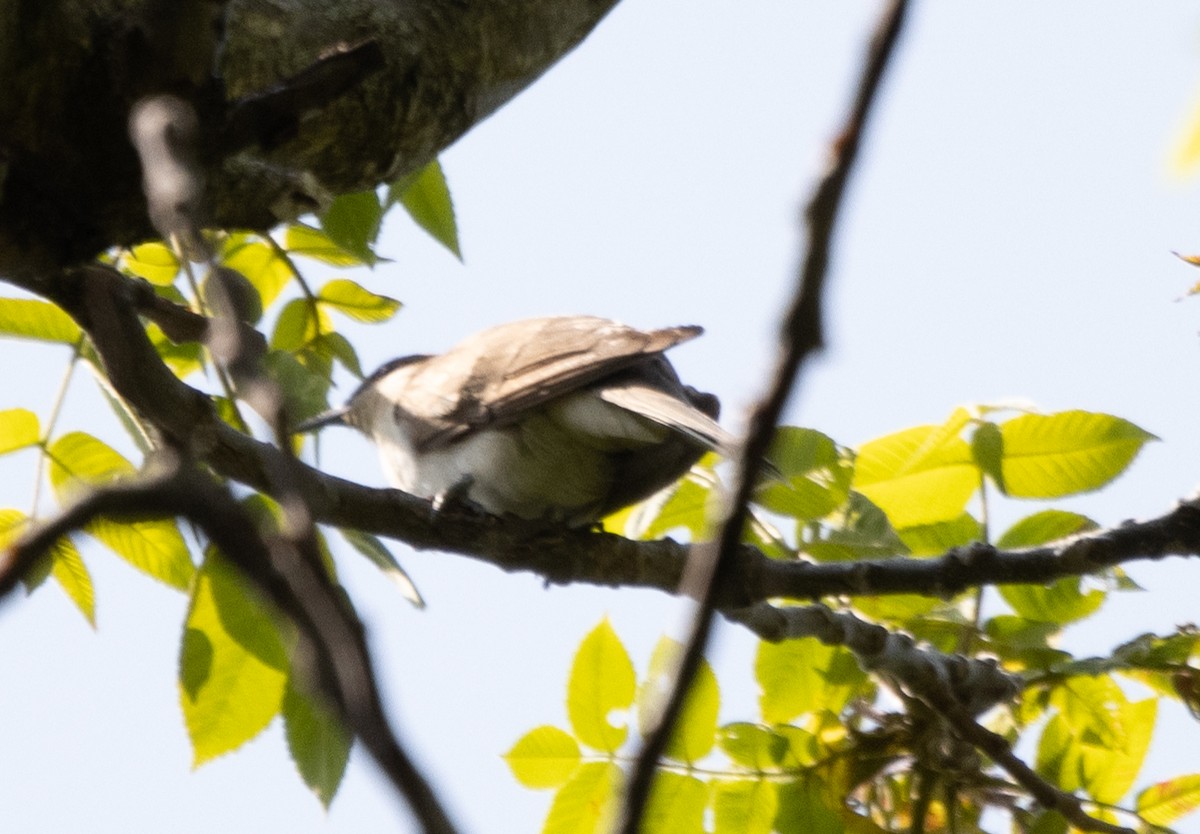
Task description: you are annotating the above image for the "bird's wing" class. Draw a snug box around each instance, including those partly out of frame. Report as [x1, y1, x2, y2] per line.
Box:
[596, 380, 738, 457]
[407, 316, 704, 447]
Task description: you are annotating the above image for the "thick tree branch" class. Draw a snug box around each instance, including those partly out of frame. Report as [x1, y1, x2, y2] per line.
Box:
[22, 265, 1200, 607]
[618, 4, 911, 830]
[0, 0, 624, 273]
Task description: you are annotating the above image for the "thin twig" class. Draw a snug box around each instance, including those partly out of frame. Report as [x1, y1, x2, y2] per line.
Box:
[617, 3, 911, 830]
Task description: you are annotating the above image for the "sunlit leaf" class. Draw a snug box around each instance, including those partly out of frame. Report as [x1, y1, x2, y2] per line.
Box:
[542, 761, 620, 834]
[640, 475, 716, 540]
[282, 679, 351, 807]
[998, 411, 1156, 498]
[1171, 89, 1200, 176]
[47, 431, 133, 497]
[284, 224, 365, 267]
[1042, 676, 1157, 805]
[146, 322, 205, 379]
[46, 433, 194, 588]
[713, 779, 778, 834]
[0, 297, 81, 344]
[567, 619, 635, 752]
[339, 528, 424, 608]
[221, 235, 293, 307]
[852, 408, 977, 527]
[895, 513, 980, 557]
[643, 772, 706, 834]
[504, 725, 581, 789]
[123, 241, 180, 286]
[49, 535, 96, 626]
[390, 159, 461, 258]
[1138, 774, 1200, 825]
[718, 723, 789, 770]
[996, 510, 1097, 549]
[317, 279, 401, 323]
[0, 408, 39, 455]
[637, 637, 719, 763]
[756, 637, 867, 724]
[271, 298, 328, 352]
[180, 550, 289, 766]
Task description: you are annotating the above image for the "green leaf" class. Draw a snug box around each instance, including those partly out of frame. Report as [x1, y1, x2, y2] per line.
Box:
[996, 510, 1097, 549]
[1137, 774, 1200, 826]
[46, 433, 194, 589]
[504, 726, 581, 789]
[713, 779, 778, 834]
[970, 420, 1005, 492]
[0, 408, 39, 455]
[87, 516, 194, 589]
[261, 350, 331, 425]
[756, 637, 867, 724]
[339, 528, 424, 608]
[895, 513, 981, 557]
[271, 298, 328, 352]
[48, 535, 96, 626]
[541, 761, 620, 834]
[316, 278, 401, 323]
[0, 298, 81, 344]
[390, 159, 461, 258]
[643, 772, 706, 834]
[755, 428, 853, 521]
[637, 636, 719, 763]
[1000, 577, 1105, 625]
[805, 492, 906, 562]
[180, 550, 289, 766]
[221, 235, 293, 308]
[718, 723, 789, 770]
[320, 190, 384, 264]
[998, 411, 1156, 498]
[567, 619, 635, 752]
[852, 408, 978, 527]
[639, 474, 716, 540]
[1041, 676, 1157, 804]
[284, 224, 365, 267]
[147, 322, 205, 378]
[47, 431, 134, 498]
[282, 679, 351, 807]
[123, 241, 180, 286]
[773, 780, 844, 834]
[308, 331, 363, 378]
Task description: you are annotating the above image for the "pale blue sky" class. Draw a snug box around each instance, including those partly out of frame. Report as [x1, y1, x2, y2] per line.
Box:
[3, 4, 1200, 832]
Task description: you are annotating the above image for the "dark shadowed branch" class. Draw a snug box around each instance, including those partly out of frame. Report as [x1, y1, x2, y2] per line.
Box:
[617, 3, 912, 830]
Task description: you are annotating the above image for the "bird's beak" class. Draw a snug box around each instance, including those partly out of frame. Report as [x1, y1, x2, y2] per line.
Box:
[294, 405, 352, 433]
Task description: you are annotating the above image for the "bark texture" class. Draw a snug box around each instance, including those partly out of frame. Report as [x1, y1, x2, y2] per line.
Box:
[0, 0, 621, 277]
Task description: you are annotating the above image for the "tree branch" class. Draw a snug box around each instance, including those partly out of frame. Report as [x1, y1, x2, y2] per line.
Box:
[617, 3, 912, 829]
[0, 454, 460, 834]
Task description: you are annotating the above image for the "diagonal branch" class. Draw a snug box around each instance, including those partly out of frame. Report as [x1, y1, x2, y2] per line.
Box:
[616, 3, 912, 830]
[0, 455, 460, 834]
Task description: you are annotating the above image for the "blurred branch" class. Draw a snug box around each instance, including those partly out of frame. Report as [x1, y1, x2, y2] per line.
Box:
[0, 451, 460, 834]
[617, 2, 911, 829]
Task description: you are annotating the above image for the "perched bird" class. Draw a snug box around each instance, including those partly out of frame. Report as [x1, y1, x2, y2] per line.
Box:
[299, 315, 736, 526]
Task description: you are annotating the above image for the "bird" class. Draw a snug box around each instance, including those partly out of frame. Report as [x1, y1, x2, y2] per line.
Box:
[298, 315, 737, 527]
